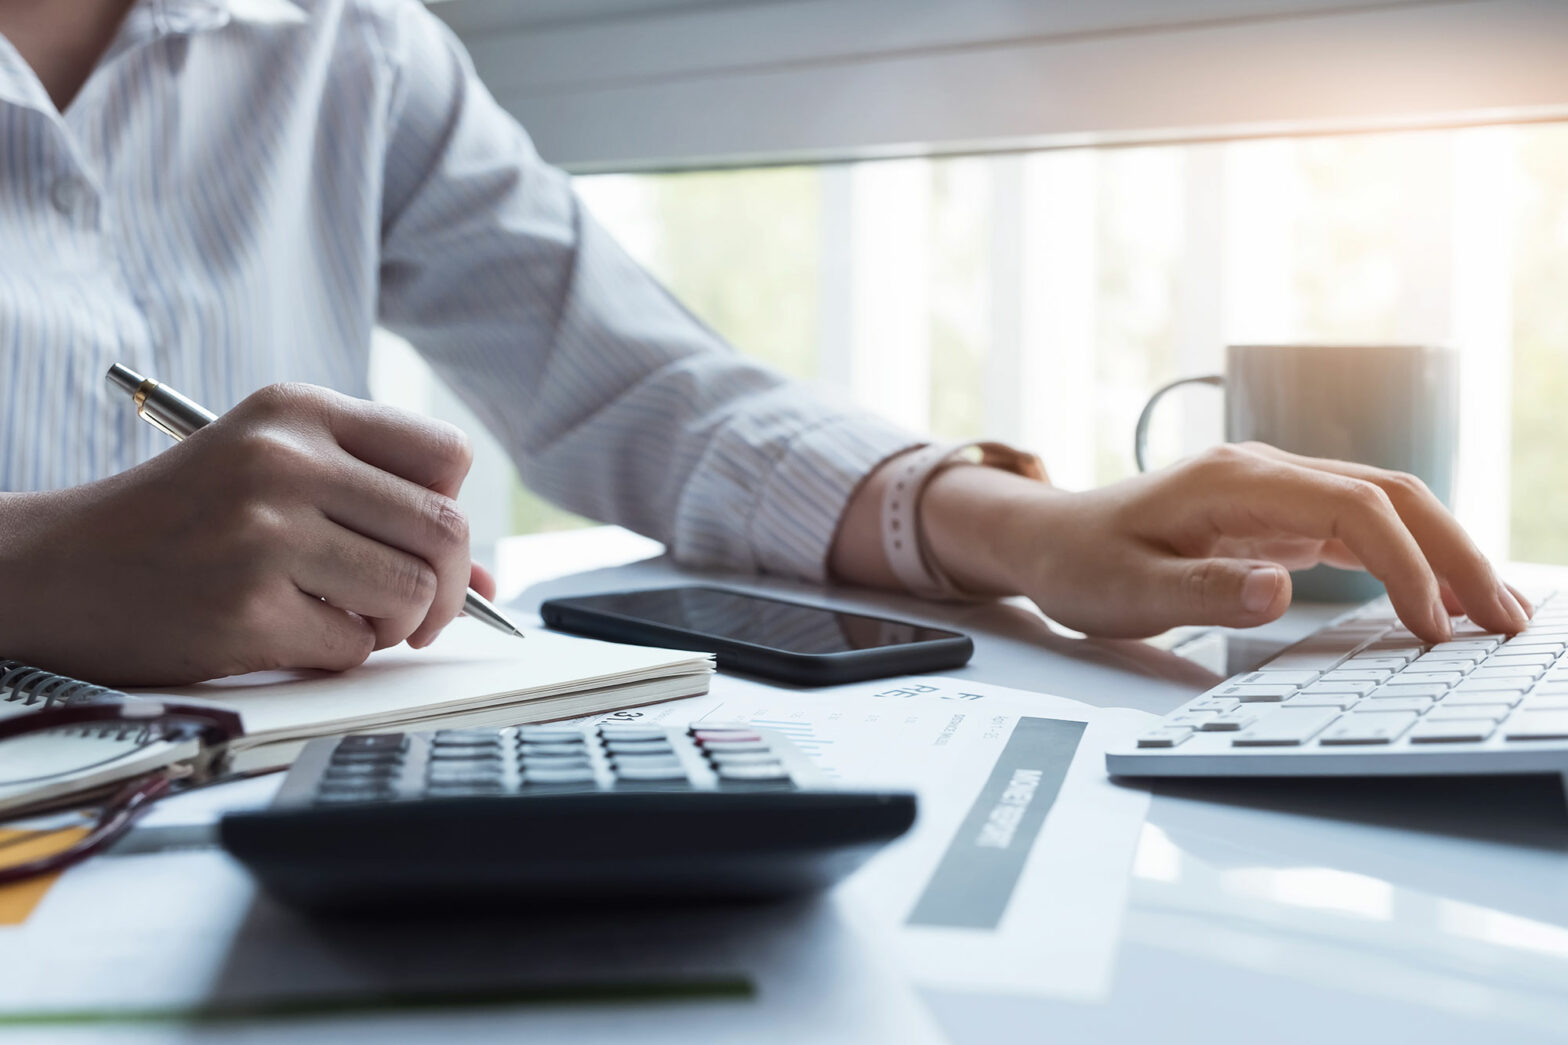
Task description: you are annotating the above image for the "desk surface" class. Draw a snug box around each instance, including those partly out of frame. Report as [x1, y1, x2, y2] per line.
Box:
[503, 527, 1568, 1045]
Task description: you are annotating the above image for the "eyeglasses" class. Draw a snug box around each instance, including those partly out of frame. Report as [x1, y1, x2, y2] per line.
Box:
[0, 698, 243, 885]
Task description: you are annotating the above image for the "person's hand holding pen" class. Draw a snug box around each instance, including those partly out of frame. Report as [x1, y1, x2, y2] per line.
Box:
[0, 381, 501, 686]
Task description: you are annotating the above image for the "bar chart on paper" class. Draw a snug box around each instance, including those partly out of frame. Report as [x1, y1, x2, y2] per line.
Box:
[586, 676, 1157, 1000]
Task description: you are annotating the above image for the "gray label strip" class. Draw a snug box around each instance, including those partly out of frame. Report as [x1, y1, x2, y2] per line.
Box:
[906, 716, 1085, 930]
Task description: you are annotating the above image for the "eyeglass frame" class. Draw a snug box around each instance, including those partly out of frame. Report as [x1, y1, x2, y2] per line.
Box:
[0, 697, 244, 885]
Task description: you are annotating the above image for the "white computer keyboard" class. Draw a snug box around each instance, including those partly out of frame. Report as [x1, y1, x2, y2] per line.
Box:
[1106, 592, 1568, 782]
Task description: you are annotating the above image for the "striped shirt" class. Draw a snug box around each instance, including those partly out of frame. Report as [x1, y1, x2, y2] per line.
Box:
[0, 0, 916, 582]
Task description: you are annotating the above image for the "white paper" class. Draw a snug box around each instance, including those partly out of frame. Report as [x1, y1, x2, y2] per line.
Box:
[0, 847, 940, 1044]
[584, 675, 1157, 1000]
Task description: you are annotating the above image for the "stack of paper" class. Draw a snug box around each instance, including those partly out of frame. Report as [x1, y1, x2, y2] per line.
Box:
[0, 621, 713, 811]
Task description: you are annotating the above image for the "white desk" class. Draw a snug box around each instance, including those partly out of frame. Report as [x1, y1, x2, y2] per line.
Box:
[503, 528, 1568, 1045]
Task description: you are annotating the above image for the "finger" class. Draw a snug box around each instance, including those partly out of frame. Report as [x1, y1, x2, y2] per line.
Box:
[1506, 582, 1535, 619]
[1142, 555, 1292, 630]
[1188, 454, 1450, 641]
[469, 562, 497, 601]
[292, 523, 439, 650]
[315, 458, 472, 649]
[1238, 444, 1525, 634]
[324, 392, 474, 497]
[275, 593, 377, 673]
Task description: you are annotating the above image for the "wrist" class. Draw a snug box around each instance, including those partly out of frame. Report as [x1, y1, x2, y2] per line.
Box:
[918, 464, 1070, 597]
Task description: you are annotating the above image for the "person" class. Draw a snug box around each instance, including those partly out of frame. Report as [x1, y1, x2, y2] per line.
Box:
[0, 0, 1530, 686]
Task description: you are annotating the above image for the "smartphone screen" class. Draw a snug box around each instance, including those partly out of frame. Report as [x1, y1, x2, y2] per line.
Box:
[553, 586, 963, 655]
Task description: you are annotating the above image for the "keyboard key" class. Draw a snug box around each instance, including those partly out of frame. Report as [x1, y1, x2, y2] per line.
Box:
[1356, 696, 1434, 713]
[1220, 685, 1299, 702]
[1416, 650, 1480, 664]
[1432, 639, 1500, 653]
[1370, 683, 1450, 700]
[1503, 713, 1568, 740]
[1300, 681, 1377, 697]
[1452, 678, 1531, 695]
[1408, 719, 1497, 743]
[1137, 728, 1192, 748]
[1427, 705, 1510, 722]
[1230, 708, 1340, 747]
[1436, 687, 1524, 702]
[1340, 658, 1410, 671]
[1389, 670, 1463, 685]
[1320, 669, 1394, 683]
[1165, 712, 1220, 728]
[1189, 697, 1242, 712]
[1470, 666, 1544, 681]
[1199, 710, 1257, 732]
[1520, 696, 1568, 712]
[1350, 649, 1417, 664]
[1318, 712, 1419, 745]
[1504, 637, 1566, 652]
[1284, 694, 1361, 710]
[1233, 670, 1322, 686]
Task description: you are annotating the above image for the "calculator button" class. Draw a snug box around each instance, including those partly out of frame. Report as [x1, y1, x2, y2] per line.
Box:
[716, 763, 790, 782]
[697, 740, 772, 754]
[337, 734, 407, 753]
[432, 730, 501, 745]
[612, 763, 690, 782]
[691, 730, 761, 743]
[605, 740, 676, 756]
[526, 762, 598, 778]
[706, 750, 782, 765]
[517, 726, 585, 743]
[597, 726, 668, 742]
[321, 756, 398, 771]
[426, 778, 504, 793]
[429, 748, 502, 763]
[519, 742, 588, 758]
[316, 784, 397, 804]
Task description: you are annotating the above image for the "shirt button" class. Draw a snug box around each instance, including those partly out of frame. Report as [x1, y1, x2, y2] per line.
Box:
[50, 177, 90, 216]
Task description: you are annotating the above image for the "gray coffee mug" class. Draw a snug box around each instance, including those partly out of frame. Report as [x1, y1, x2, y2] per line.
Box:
[1135, 344, 1460, 603]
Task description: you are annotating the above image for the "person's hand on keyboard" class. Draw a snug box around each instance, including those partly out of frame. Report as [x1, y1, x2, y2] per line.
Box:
[897, 441, 1531, 644]
[0, 383, 495, 685]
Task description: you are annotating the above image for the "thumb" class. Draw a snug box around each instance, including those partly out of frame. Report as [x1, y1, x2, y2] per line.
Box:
[1153, 557, 1292, 628]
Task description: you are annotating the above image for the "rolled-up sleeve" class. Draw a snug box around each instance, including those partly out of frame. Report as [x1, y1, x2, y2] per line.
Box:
[370, 1, 916, 582]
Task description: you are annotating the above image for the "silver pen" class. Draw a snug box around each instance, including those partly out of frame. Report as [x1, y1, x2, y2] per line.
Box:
[106, 363, 526, 640]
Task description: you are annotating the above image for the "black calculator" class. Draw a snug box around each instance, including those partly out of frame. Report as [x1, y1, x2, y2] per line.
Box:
[219, 723, 916, 914]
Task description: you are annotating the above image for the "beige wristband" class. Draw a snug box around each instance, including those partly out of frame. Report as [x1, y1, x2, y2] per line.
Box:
[880, 441, 1046, 600]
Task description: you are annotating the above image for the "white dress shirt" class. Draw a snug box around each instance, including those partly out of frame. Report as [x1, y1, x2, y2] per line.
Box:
[0, 0, 917, 581]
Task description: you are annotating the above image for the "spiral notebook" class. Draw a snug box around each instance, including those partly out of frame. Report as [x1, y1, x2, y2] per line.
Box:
[0, 620, 714, 817]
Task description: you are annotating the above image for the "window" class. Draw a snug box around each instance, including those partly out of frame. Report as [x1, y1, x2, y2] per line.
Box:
[378, 122, 1568, 566]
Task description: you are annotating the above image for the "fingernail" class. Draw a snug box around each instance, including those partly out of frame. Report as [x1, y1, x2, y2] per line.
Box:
[1241, 567, 1282, 614]
[1500, 587, 1530, 631]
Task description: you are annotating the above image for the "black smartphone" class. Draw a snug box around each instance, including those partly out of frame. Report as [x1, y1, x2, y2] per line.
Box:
[539, 586, 973, 686]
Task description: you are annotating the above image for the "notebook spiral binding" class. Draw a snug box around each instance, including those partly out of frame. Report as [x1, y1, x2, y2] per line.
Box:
[0, 660, 150, 743]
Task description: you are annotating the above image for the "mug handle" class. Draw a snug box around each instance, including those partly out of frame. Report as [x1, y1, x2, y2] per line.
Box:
[1134, 375, 1224, 472]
